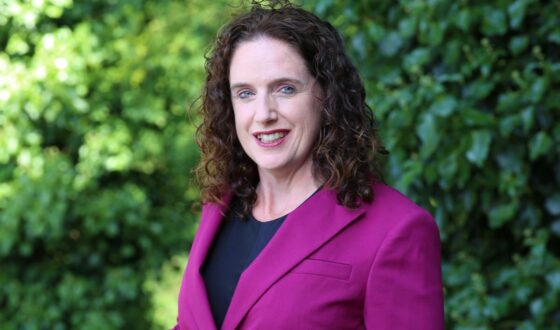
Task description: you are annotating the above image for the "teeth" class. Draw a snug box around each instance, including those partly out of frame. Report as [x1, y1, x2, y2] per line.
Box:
[258, 132, 286, 143]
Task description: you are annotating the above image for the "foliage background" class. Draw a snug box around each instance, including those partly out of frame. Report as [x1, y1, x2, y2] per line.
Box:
[0, 0, 558, 329]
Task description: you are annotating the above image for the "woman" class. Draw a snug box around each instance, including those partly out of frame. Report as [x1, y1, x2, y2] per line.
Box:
[174, 2, 444, 329]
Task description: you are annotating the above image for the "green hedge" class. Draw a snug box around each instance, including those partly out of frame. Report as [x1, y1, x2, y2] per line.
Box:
[306, 0, 560, 328]
[1, 0, 559, 329]
[0, 0, 231, 328]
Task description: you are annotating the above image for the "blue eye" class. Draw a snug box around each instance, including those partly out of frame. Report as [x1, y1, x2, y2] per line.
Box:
[238, 90, 254, 99]
[279, 86, 295, 95]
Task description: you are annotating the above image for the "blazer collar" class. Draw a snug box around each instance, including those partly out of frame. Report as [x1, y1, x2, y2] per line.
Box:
[183, 194, 232, 330]
[221, 187, 365, 329]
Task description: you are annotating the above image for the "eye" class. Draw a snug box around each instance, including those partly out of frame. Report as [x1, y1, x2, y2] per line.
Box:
[237, 90, 254, 99]
[278, 85, 296, 95]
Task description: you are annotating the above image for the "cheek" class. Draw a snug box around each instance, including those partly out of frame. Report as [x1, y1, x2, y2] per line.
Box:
[303, 103, 322, 134]
[234, 112, 249, 141]
[234, 118, 244, 139]
[232, 107, 245, 134]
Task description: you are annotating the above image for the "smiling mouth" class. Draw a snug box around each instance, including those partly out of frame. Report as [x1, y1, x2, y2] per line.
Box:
[255, 131, 289, 144]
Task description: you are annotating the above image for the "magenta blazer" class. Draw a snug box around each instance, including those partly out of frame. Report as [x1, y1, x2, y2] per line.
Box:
[173, 183, 444, 329]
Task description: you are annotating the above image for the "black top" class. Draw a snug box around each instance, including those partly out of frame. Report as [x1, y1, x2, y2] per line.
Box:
[201, 201, 287, 328]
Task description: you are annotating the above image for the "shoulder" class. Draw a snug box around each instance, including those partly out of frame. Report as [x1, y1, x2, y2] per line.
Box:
[367, 183, 431, 217]
[360, 182, 437, 237]
[362, 184, 444, 329]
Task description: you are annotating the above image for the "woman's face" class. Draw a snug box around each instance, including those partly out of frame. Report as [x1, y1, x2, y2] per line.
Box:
[229, 36, 323, 177]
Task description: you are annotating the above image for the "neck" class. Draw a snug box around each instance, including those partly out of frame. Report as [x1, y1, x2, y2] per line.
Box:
[253, 160, 321, 222]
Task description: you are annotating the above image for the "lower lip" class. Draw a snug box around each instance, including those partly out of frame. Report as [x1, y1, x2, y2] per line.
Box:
[255, 134, 289, 148]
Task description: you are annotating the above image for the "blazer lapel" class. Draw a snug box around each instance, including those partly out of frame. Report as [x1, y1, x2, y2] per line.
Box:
[221, 188, 365, 329]
[181, 195, 232, 330]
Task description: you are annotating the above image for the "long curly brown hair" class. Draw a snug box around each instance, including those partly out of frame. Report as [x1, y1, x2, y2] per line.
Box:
[196, 1, 385, 214]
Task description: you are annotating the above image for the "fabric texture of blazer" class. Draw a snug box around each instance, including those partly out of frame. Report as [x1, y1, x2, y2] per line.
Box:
[173, 183, 444, 329]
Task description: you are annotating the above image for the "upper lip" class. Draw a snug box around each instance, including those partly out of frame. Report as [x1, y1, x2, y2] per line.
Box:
[252, 129, 290, 137]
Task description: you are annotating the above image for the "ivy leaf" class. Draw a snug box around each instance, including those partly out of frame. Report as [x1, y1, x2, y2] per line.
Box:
[546, 272, 560, 291]
[455, 9, 472, 32]
[463, 108, 495, 127]
[509, 35, 529, 55]
[464, 80, 495, 101]
[427, 22, 445, 46]
[466, 130, 492, 166]
[429, 96, 457, 117]
[417, 114, 440, 158]
[488, 203, 517, 228]
[395, 159, 423, 194]
[552, 221, 560, 237]
[398, 17, 417, 38]
[529, 77, 549, 103]
[508, 0, 530, 29]
[529, 132, 552, 160]
[545, 194, 560, 216]
[482, 8, 507, 36]
[520, 106, 535, 132]
[379, 31, 403, 57]
[530, 298, 544, 317]
[403, 48, 431, 72]
[499, 115, 520, 138]
[438, 153, 458, 188]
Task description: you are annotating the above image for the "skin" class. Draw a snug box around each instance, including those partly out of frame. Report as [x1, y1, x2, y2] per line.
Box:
[229, 36, 324, 221]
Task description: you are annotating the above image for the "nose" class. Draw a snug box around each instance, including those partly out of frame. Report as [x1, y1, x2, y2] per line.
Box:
[254, 93, 277, 124]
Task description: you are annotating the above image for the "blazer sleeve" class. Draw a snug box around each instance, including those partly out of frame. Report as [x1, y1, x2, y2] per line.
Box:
[364, 210, 444, 329]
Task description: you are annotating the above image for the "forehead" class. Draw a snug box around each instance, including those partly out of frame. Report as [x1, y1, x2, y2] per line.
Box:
[229, 37, 311, 84]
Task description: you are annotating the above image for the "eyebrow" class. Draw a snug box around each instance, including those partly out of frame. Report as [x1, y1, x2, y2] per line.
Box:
[230, 77, 305, 90]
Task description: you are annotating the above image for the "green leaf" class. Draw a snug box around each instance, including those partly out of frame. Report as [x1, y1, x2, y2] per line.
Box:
[314, 0, 335, 16]
[428, 22, 445, 46]
[552, 220, 560, 237]
[509, 36, 529, 55]
[496, 149, 523, 172]
[351, 32, 367, 59]
[454, 9, 472, 32]
[508, 0, 529, 29]
[520, 106, 535, 132]
[545, 194, 560, 216]
[497, 91, 521, 112]
[6, 34, 30, 55]
[463, 108, 495, 127]
[429, 96, 457, 117]
[529, 77, 549, 103]
[482, 8, 507, 36]
[367, 22, 387, 42]
[398, 17, 417, 38]
[395, 159, 423, 194]
[549, 29, 560, 44]
[417, 114, 440, 158]
[464, 80, 495, 101]
[488, 203, 517, 228]
[529, 132, 552, 160]
[379, 31, 403, 57]
[499, 115, 521, 138]
[438, 153, 458, 188]
[403, 48, 431, 72]
[546, 271, 560, 291]
[466, 130, 492, 166]
[530, 298, 544, 317]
